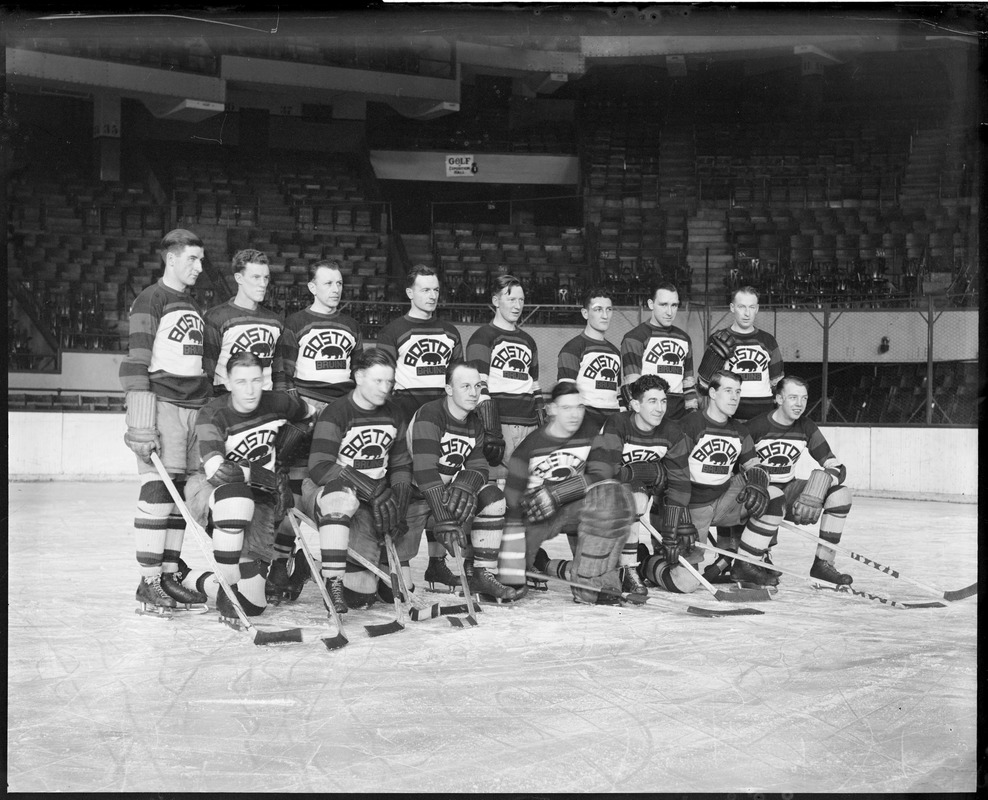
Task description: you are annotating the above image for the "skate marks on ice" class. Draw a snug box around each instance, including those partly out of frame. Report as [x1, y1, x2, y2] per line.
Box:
[6, 484, 977, 793]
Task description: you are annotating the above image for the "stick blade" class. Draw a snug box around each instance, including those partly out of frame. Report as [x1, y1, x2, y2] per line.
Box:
[943, 583, 977, 602]
[714, 586, 773, 602]
[253, 627, 305, 645]
[409, 603, 441, 621]
[364, 619, 404, 637]
[321, 633, 349, 651]
[687, 605, 765, 617]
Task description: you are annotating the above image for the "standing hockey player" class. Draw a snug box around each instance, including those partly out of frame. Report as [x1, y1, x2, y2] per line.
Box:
[121, 228, 215, 614]
[404, 360, 518, 601]
[181, 351, 311, 618]
[637, 370, 779, 592]
[740, 375, 854, 585]
[498, 382, 635, 604]
[301, 348, 413, 613]
[270, 260, 364, 593]
[621, 281, 698, 421]
[466, 274, 546, 482]
[696, 285, 785, 576]
[582, 375, 693, 601]
[205, 248, 284, 395]
[556, 286, 622, 430]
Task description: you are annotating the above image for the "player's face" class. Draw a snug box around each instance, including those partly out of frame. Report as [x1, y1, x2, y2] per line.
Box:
[236, 262, 270, 305]
[731, 291, 758, 331]
[406, 274, 440, 317]
[167, 245, 204, 288]
[632, 388, 666, 429]
[710, 377, 742, 418]
[549, 393, 585, 436]
[582, 297, 613, 334]
[777, 384, 808, 422]
[493, 285, 525, 326]
[228, 365, 264, 414]
[308, 267, 344, 313]
[445, 365, 482, 415]
[649, 289, 679, 327]
[354, 363, 395, 408]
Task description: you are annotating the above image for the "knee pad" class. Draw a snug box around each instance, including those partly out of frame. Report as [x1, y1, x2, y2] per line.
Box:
[343, 565, 377, 595]
[476, 483, 505, 516]
[316, 488, 359, 527]
[766, 487, 786, 517]
[235, 564, 268, 616]
[824, 485, 853, 516]
[210, 483, 254, 530]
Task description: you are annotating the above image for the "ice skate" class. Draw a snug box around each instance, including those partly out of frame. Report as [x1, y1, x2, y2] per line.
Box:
[810, 556, 853, 586]
[621, 567, 648, 604]
[526, 548, 550, 592]
[322, 576, 349, 613]
[703, 556, 734, 584]
[161, 570, 208, 611]
[424, 556, 458, 592]
[732, 557, 779, 587]
[283, 549, 310, 601]
[265, 557, 291, 600]
[467, 565, 520, 603]
[215, 585, 245, 629]
[135, 574, 178, 617]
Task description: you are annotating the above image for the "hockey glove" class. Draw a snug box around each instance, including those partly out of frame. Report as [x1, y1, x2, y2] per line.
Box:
[697, 328, 736, 391]
[619, 383, 634, 412]
[433, 519, 466, 550]
[476, 398, 505, 467]
[616, 460, 667, 494]
[737, 465, 771, 518]
[423, 485, 464, 549]
[792, 469, 833, 525]
[522, 474, 589, 523]
[534, 392, 548, 427]
[273, 420, 312, 469]
[447, 469, 486, 524]
[123, 391, 159, 462]
[370, 485, 398, 537]
[337, 464, 385, 503]
[209, 458, 248, 488]
[658, 501, 699, 564]
[248, 462, 280, 494]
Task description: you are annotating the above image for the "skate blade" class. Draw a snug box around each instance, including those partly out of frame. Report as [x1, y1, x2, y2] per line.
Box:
[219, 614, 247, 632]
[425, 583, 459, 594]
[172, 603, 210, 615]
[135, 605, 175, 618]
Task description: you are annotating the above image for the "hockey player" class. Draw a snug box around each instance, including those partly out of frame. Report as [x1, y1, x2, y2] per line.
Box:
[638, 369, 779, 592]
[205, 248, 284, 395]
[556, 286, 622, 430]
[498, 382, 635, 604]
[696, 285, 785, 578]
[621, 281, 698, 421]
[466, 274, 546, 482]
[269, 260, 363, 594]
[582, 375, 693, 600]
[121, 228, 215, 614]
[181, 351, 311, 618]
[301, 348, 413, 613]
[738, 375, 854, 585]
[404, 360, 519, 601]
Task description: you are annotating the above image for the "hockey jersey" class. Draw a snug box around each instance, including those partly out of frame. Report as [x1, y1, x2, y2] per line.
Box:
[745, 410, 841, 485]
[376, 314, 462, 410]
[700, 327, 784, 420]
[585, 411, 691, 507]
[308, 394, 411, 487]
[406, 397, 488, 492]
[678, 409, 760, 507]
[620, 320, 697, 402]
[277, 307, 363, 404]
[205, 298, 284, 391]
[196, 390, 309, 471]
[119, 279, 213, 407]
[466, 323, 541, 425]
[557, 332, 622, 412]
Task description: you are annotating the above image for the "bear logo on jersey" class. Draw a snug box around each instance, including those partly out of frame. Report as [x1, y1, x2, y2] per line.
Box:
[729, 346, 769, 382]
[532, 451, 586, 483]
[757, 440, 802, 476]
[232, 327, 277, 368]
[491, 342, 533, 382]
[169, 314, 205, 355]
[584, 354, 620, 391]
[340, 426, 395, 471]
[621, 444, 668, 464]
[643, 339, 685, 376]
[227, 428, 276, 467]
[694, 437, 739, 475]
[404, 337, 454, 377]
[302, 330, 356, 371]
[438, 434, 474, 478]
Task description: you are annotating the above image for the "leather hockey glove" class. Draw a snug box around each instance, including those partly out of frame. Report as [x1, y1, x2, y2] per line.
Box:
[619, 383, 634, 412]
[208, 458, 248, 488]
[616, 460, 667, 494]
[737, 465, 771, 518]
[792, 469, 833, 525]
[273, 420, 312, 469]
[658, 501, 699, 564]
[248, 462, 280, 494]
[370, 485, 398, 537]
[423, 485, 465, 549]
[476, 398, 505, 467]
[522, 474, 589, 523]
[697, 328, 737, 391]
[447, 469, 486, 525]
[123, 391, 159, 462]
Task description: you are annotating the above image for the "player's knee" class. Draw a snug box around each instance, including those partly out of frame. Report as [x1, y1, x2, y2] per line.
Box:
[138, 478, 172, 506]
[235, 565, 267, 616]
[765, 493, 787, 517]
[210, 484, 254, 530]
[316, 488, 359, 524]
[343, 563, 377, 594]
[824, 485, 852, 515]
[477, 484, 505, 515]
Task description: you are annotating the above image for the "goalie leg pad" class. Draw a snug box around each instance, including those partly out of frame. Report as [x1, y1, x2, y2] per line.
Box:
[570, 480, 635, 604]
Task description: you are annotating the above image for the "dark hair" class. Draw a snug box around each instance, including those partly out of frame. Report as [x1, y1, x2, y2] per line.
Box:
[549, 381, 581, 402]
[351, 347, 396, 378]
[776, 375, 808, 396]
[491, 273, 522, 300]
[160, 229, 203, 262]
[227, 350, 264, 373]
[232, 248, 269, 274]
[309, 259, 344, 283]
[407, 264, 438, 289]
[629, 374, 669, 402]
[731, 285, 760, 304]
[708, 369, 742, 392]
[445, 358, 477, 385]
[650, 281, 680, 302]
[582, 286, 613, 309]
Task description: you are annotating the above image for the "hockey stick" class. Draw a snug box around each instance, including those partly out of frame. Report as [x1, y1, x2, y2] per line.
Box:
[289, 509, 402, 637]
[696, 541, 947, 609]
[286, 512, 348, 650]
[151, 454, 303, 645]
[638, 517, 773, 603]
[450, 540, 480, 626]
[382, 534, 439, 620]
[524, 570, 763, 616]
[777, 519, 977, 602]
[381, 533, 408, 630]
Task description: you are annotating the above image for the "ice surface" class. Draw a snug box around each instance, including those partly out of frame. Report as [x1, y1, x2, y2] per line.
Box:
[6, 482, 977, 792]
